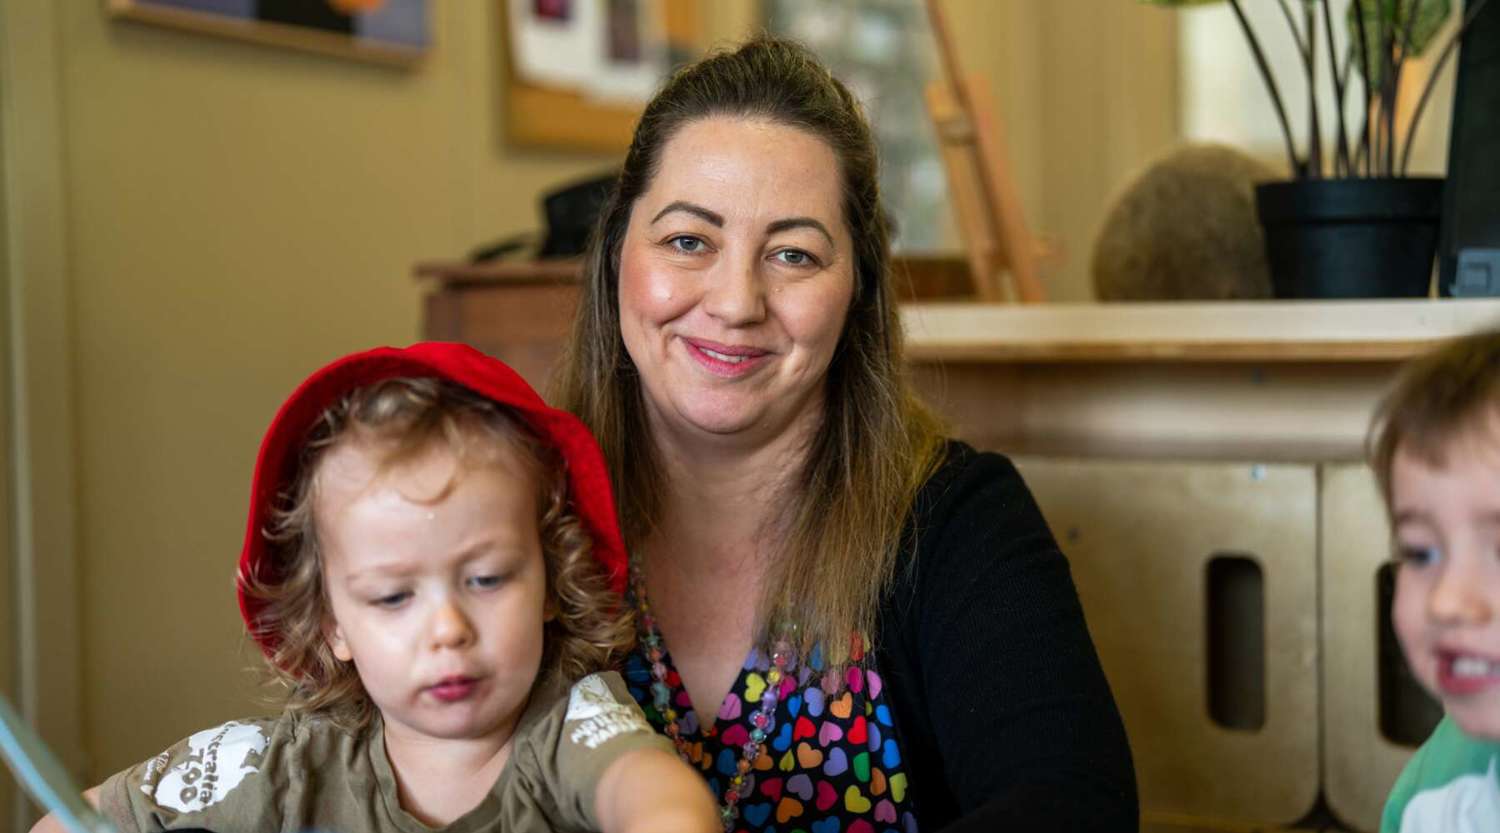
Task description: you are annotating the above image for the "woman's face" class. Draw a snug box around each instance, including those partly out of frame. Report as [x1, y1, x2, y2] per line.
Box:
[617, 116, 856, 449]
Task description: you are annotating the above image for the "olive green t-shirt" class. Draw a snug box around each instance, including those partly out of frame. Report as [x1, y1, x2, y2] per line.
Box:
[99, 671, 670, 833]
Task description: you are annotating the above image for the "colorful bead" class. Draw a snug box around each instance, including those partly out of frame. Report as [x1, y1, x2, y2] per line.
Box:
[632, 560, 782, 833]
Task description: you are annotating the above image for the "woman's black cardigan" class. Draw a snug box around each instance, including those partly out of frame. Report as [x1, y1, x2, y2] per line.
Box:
[874, 440, 1138, 831]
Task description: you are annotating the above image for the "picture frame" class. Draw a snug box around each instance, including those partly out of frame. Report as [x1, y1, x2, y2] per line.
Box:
[105, 0, 430, 68]
[501, 0, 700, 152]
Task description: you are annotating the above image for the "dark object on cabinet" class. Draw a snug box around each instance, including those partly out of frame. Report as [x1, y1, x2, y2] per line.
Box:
[1441, 0, 1500, 296]
[537, 172, 617, 259]
[470, 172, 618, 263]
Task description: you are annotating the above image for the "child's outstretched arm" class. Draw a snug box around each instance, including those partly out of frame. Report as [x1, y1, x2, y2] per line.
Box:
[594, 746, 719, 833]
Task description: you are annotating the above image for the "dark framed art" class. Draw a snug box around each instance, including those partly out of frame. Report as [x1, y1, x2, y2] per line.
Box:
[106, 0, 430, 68]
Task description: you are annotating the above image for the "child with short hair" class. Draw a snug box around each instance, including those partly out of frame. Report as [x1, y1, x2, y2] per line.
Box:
[33, 343, 718, 833]
[1372, 330, 1500, 831]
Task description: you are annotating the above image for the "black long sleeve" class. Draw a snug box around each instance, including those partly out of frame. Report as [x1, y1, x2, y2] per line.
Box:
[876, 441, 1138, 832]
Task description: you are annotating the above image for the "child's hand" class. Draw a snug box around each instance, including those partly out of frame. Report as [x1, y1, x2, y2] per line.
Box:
[595, 747, 719, 833]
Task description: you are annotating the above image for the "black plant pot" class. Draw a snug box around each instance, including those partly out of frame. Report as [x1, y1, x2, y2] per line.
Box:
[1255, 177, 1444, 299]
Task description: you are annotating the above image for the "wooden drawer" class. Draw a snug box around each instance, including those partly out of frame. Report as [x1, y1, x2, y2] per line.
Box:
[1320, 465, 1423, 832]
[1017, 458, 1320, 828]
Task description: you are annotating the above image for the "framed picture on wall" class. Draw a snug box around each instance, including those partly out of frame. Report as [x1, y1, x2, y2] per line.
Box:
[501, 0, 700, 152]
[105, 0, 430, 68]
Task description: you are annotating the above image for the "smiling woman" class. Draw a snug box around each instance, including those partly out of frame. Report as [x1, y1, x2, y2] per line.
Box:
[557, 37, 1137, 833]
[618, 116, 855, 445]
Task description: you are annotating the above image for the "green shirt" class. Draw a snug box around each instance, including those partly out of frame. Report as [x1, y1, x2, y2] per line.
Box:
[100, 671, 670, 833]
[1382, 715, 1500, 833]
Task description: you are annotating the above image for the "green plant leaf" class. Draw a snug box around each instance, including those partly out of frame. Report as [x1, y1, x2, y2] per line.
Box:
[1348, 0, 1453, 86]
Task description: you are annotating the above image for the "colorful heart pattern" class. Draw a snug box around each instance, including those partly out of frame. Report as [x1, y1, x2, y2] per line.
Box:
[625, 639, 918, 833]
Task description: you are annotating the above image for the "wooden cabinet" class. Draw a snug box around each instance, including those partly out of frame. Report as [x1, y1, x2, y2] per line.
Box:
[900, 301, 1500, 832]
[1320, 465, 1424, 833]
[418, 268, 1500, 832]
[1017, 459, 1321, 828]
[1016, 459, 1416, 831]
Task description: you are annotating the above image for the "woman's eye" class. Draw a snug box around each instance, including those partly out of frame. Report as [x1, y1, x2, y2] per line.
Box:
[772, 248, 816, 267]
[1395, 545, 1440, 567]
[667, 235, 706, 254]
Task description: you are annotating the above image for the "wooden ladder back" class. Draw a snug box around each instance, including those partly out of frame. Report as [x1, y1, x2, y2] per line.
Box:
[923, 0, 1046, 303]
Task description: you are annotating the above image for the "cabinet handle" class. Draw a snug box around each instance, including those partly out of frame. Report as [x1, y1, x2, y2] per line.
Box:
[1207, 553, 1266, 731]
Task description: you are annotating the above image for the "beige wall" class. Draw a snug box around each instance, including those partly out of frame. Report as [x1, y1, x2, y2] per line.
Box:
[0, 20, 16, 823]
[54, 0, 772, 788]
[56, 1, 632, 781]
[945, 0, 1180, 302]
[4, 0, 89, 823]
[5, 0, 1177, 794]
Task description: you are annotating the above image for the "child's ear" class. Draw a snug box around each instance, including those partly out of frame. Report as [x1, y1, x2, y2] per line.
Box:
[543, 597, 558, 623]
[323, 615, 353, 662]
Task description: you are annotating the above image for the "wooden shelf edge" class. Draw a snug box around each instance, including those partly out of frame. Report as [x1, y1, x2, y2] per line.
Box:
[903, 299, 1500, 364]
[907, 339, 1450, 364]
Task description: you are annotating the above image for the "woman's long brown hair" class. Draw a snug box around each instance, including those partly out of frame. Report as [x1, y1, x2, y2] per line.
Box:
[554, 37, 946, 668]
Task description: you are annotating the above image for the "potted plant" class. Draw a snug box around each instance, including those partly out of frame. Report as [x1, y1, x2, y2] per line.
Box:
[1144, 0, 1492, 298]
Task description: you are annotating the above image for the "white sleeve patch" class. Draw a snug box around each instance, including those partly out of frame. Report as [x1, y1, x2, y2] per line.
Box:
[142, 721, 269, 813]
[1400, 756, 1500, 833]
[565, 674, 650, 750]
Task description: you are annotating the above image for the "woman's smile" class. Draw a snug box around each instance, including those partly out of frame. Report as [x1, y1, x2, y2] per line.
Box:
[680, 336, 773, 377]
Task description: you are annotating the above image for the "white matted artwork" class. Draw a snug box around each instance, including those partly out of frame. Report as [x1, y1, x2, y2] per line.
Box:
[501, 0, 696, 152]
[507, 0, 668, 104]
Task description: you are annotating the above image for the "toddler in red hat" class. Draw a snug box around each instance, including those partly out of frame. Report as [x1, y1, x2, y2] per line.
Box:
[32, 343, 718, 833]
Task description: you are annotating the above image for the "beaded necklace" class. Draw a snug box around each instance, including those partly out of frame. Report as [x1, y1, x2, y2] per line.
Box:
[631, 560, 795, 832]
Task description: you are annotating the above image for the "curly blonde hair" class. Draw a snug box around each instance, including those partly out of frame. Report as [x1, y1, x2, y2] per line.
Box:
[241, 377, 633, 729]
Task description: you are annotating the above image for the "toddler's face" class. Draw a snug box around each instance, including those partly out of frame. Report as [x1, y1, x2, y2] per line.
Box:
[316, 438, 549, 748]
[1391, 436, 1500, 739]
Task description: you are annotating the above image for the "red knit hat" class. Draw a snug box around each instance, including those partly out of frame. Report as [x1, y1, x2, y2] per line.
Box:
[235, 342, 626, 658]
